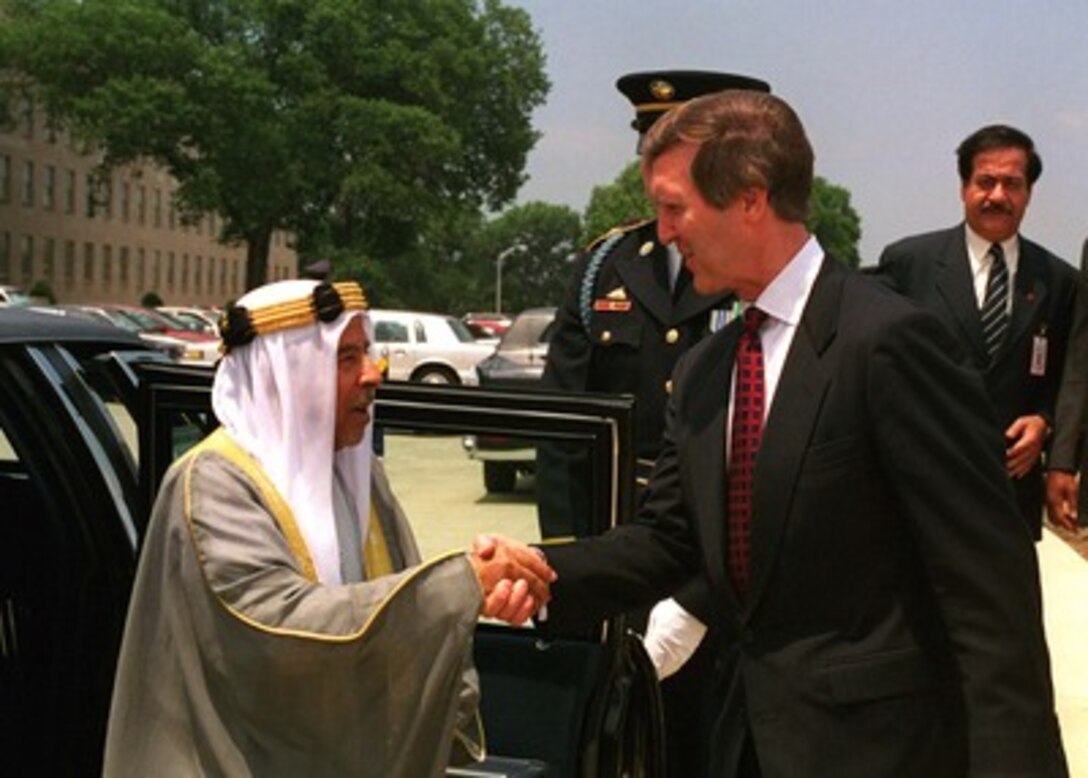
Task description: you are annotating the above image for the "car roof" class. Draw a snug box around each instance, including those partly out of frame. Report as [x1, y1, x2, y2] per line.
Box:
[369, 309, 454, 321]
[0, 305, 147, 348]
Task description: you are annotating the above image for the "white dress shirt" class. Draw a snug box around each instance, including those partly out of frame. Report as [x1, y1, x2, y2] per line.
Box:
[965, 225, 1018, 314]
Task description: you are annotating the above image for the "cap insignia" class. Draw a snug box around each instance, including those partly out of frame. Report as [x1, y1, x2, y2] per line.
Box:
[649, 79, 675, 101]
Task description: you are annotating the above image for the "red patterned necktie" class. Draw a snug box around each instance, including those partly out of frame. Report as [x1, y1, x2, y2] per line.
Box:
[727, 306, 768, 598]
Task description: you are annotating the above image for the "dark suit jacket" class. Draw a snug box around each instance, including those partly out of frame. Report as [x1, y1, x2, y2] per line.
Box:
[1048, 279, 1088, 473]
[878, 225, 1080, 537]
[543, 258, 1066, 777]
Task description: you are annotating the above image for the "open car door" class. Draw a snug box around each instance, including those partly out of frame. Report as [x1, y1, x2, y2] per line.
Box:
[137, 364, 664, 777]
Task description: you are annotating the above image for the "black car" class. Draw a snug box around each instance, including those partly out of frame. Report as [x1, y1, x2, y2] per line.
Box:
[466, 307, 557, 492]
[1, 305, 660, 776]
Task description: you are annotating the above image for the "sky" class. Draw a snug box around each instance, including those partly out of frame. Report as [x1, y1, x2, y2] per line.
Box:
[505, 0, 1088, 267]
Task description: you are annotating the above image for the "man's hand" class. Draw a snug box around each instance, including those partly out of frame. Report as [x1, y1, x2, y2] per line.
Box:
[1005, 415, 1049, 478]
[1046, 470, 1080, 531]
[468, 534, 556, 624]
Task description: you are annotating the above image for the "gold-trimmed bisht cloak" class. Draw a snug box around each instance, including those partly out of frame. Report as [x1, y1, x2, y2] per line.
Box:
[104, 429, 484, 776]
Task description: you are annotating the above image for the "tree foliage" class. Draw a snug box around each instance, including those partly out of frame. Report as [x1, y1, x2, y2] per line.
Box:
[0, 0, 549, 291]
[581, 160, 652, 245]
[808, 176, 862, 268]
[473, 201, 581, 314]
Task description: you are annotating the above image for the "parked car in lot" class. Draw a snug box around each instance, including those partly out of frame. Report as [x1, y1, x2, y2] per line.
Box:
[157, 304, 223, 337]
[70, 303, 221, 364]
[0, 284, 32, 305]
[466, 307, 557, 492]
[370, 309, 496, 385]
[1, 304, 658, 776]
[462, 311, 513, 338]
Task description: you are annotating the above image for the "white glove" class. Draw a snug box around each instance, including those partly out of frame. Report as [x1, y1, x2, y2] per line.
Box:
[642, 597, 707, 680]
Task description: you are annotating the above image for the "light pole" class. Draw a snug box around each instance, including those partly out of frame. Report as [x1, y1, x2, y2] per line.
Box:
[495, 243, 526, 314]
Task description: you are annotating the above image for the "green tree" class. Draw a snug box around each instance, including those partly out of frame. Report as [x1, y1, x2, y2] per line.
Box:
[580, 162, 863, 267]
[0, 0, 548, 291]
[581, 160, 651, 245]
[474, 201, 582, 314]
[809, 176, 862, 268]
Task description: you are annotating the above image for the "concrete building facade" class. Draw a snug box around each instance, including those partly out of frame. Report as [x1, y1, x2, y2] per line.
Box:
[0, 97, 297, 305]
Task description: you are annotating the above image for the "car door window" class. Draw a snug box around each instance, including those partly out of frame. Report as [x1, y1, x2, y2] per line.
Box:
[374, 320, 409, 344]
[413, 318, 427, 343]
[0, 343, 146, 776]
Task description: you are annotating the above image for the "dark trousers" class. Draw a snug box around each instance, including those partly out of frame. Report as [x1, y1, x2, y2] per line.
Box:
[661, 633, 718, 777]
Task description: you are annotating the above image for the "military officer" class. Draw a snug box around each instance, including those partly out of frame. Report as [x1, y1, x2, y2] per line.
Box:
[538, 70, 770, 539]
[535, 70, 771, 778]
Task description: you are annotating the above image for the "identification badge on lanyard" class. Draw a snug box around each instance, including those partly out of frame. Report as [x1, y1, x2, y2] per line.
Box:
[1030, 333, 1048, 376]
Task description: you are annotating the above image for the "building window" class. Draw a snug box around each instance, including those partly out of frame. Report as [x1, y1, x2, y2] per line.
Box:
[102, 245, 113, 287]
[153, 249, 162, 291]
[64, 169, 76, 214]
[99, 178, 112, 220]
[168, 201, 176, 231]
[167, 251, 175, 290]
[20, 235, 35, 284]
[232, 258, 240, 295]
[43, 237, 56, 282]
[120, 182, 130, 222]
[137, 185, 146, 225]
[181, 253, 189, 292]
[83, 242, 95, 283]
[21, 161, 35, 208]
[64, 240, 75, 287]
[85, 174, 97, 217]
[136, 247, 146, 291]
[207, 256, 215, 295]
[153, 189, 162, 227]
[219, 256, 228, 296]
[194, 255, 202, 293]
[119, 246, 130, 288]
[0, 232, 10, 283]
[43, 165, 56, 210]
[0, 155, 10, 204]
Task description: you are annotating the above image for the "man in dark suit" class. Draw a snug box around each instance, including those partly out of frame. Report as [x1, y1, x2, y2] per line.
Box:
[530, 91, 1067, 776]
[1045, 237, 1088, 530]
[878, 125, 1080, 540]
[536, 70, 769, 777]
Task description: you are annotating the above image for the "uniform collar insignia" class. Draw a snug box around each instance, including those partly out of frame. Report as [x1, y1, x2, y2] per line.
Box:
[605, 286, 628, 301]
[639, 240, 655, 257]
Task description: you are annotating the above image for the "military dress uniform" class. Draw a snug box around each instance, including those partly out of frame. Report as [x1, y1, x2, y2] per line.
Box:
[540, 218, 734, 522]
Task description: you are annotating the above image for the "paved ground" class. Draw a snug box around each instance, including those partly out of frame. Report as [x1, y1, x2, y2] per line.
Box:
[1039, 528, 1088, 775]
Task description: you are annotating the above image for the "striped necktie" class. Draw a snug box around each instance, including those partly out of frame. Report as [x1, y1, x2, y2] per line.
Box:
[980, 243, 1009, 362]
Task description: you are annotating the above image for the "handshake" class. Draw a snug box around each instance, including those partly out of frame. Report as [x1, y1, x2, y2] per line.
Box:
[468, 534, 557, 625]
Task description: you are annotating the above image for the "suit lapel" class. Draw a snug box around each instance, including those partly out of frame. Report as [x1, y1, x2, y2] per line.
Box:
[688, 324, 741, 613]
[934, 229, 989, 363]
[1001, 239, 1046, 362]
[614, 240, 672, 323]
[744, 260, 838, 615]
